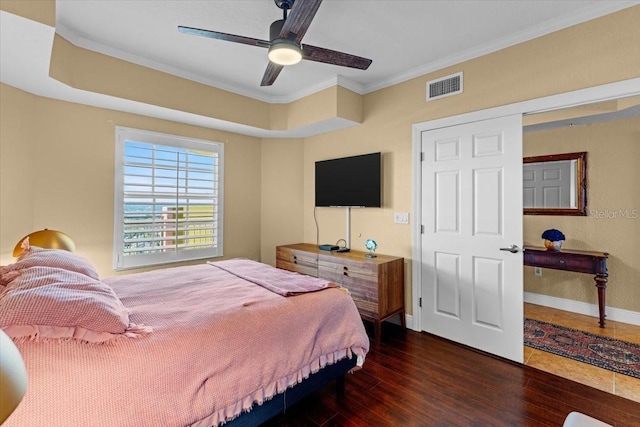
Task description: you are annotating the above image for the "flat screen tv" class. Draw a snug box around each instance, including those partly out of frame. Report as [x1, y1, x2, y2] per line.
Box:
[315, 152, 382, 207]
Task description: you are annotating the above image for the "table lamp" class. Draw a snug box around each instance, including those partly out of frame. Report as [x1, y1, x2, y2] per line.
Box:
[12, 229, 76, 257]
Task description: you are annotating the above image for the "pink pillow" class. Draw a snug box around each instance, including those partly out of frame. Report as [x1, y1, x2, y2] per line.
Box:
[0, 245, 99, 286]
[0, 266, 150, 343]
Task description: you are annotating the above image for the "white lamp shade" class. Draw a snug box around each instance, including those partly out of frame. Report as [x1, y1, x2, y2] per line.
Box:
[268, 42, 302, 65]
[0, 330, 28, 423]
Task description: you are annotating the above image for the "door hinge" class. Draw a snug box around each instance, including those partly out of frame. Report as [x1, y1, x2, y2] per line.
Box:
[419, 297, 422, 307]
[421, 225, 425, 234]
[420, 152, 425, 162]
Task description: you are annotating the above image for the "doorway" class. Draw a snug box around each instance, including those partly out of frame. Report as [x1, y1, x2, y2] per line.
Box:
[520, 97, 640, 400]
[411, 78, 640, 362]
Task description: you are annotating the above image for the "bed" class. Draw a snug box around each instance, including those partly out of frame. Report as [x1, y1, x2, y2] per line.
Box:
[0, 245, 369, 426]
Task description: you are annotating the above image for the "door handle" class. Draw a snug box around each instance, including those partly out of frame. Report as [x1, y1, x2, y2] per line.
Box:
[499, 244, 520, 253]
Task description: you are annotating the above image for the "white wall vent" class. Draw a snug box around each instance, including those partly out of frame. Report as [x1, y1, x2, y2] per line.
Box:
[426, 72, 463, 101]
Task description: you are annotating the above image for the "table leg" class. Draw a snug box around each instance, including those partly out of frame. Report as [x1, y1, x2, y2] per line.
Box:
[594, 274, 608, 328]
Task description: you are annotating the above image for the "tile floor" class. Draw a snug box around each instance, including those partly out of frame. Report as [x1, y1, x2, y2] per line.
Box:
[524, 303, 640, 403]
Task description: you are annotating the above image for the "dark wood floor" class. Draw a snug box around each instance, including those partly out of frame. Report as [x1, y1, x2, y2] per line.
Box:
[267, 323, 640, 426]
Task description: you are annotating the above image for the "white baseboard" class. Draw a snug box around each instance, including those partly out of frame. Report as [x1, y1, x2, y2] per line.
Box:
[405, 314, 414, 330]
[397, 294, 639, 332]
[524, 292, 640, 326]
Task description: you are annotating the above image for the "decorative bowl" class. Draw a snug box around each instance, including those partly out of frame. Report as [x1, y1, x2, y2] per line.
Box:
[541, 229, 565, 251]
[544, 239, 563, 251]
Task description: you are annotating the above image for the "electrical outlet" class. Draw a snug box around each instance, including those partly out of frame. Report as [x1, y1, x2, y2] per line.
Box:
[394, 212, 409, 224]
[534, 267, 542, 277]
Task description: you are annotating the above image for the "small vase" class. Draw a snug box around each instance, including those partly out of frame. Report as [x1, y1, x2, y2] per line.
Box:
[544, 239, 562, 251]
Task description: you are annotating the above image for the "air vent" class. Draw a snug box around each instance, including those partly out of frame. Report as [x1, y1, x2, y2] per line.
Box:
[426, 72, 463, 101]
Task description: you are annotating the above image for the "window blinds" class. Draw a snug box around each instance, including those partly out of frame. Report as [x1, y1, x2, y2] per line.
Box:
[114, 127, 224, 269]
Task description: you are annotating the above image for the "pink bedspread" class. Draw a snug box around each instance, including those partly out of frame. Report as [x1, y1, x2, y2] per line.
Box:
[208, 258, 337, 296]
[4, 262, 369, 427]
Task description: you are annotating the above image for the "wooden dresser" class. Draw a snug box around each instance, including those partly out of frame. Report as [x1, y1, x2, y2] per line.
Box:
[276, 243, 405, 343]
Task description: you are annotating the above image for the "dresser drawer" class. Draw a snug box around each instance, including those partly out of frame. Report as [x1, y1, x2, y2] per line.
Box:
[276, 247, 318, 277]
[277, 247, 317, 264]
[318, 266, 378, 303]
[317, 256, 378, 277]
[276, 260, 318, 277]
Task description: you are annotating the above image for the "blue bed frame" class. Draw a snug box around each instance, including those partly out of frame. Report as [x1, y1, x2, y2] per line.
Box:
[222, 356, 357, 426]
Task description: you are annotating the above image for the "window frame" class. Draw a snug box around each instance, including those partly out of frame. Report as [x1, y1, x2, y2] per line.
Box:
[113, 126, 224, 270]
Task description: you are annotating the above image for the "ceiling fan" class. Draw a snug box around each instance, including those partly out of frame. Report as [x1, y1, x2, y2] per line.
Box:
[178, 0, 372, 87]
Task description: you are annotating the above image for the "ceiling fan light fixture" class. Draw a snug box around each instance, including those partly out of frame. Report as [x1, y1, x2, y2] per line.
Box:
[179, 0, 372, 86]
[268, 40, 302, 65]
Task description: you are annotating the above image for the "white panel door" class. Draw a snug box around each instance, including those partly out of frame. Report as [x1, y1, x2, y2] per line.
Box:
[420, 114, 523, 362]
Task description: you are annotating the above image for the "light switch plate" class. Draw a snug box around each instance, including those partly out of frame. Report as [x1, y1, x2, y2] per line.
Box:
[394, 212, 409, 224]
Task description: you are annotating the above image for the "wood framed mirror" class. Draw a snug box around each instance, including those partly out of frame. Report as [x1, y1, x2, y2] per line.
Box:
[523, 151, 587, 216]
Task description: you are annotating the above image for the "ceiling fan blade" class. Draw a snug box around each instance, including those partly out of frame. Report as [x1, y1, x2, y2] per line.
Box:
[302, 44, 372, 70]
[280, 0, 323, 42]
[261, 62, 285, 86]
[178, 26, 271, 49]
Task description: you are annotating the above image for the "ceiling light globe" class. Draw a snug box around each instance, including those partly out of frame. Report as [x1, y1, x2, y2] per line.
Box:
[268, 42, 302, 66]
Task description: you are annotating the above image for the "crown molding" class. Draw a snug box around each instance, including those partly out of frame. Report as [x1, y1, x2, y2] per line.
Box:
[362, 1, 639, 94]
[53, 1, 638, 101]
[55, 23, 275, 104]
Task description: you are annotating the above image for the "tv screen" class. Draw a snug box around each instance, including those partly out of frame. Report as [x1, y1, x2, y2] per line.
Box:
[315, 152, 382, 207]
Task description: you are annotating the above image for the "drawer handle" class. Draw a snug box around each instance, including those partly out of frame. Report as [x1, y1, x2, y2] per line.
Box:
[343, 271, 349, 276]
[343, 266, 348, 271]
[293, 255, 297, 260]
[559, 260, 565, 264]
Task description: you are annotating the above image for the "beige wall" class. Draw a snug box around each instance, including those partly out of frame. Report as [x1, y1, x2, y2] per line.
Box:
[0, 85, 36, 253]
[0, 84, 262, 276]
[269, 86, 363, 131]
[295, 7, 640, 314]
[260, 138, 305, 266]
[49, 34, 273, 131]
[523, 117, 640, 311]
[49, 35, 364, 133]
[0, 0, 55, 26]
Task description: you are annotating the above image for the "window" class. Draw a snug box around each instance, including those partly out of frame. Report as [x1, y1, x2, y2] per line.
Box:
[114, 127, 224, 270]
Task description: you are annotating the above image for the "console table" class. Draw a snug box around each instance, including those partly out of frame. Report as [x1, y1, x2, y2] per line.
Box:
[276, 243, 405, 344]
[523, 245, 609, 327]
